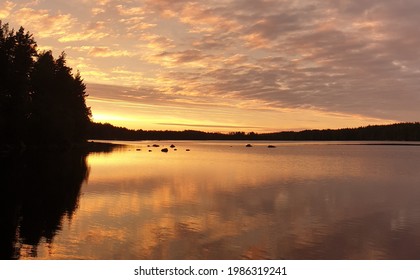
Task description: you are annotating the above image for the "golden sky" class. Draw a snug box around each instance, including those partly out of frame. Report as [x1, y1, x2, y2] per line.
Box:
[2, 0, 420, 132]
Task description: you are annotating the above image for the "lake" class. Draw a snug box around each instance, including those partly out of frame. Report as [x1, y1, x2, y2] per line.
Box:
[2, 141, 420, 259]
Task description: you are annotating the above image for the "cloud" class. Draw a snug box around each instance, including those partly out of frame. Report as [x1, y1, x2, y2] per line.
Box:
[155, 49, 208, 64]
[119, 17, 156, 33]
[86, 82, 394, 132]
[141, 33, 175, 51]
[11, 8, 75, 38]
[73, 46, 137, 58]
[145, 0, 240, 35]
[0, 1, 16, 18]
[155, 123, 262, 130]
[4, 0, 420, 126]
[58, 30, 109, 42]
[192, 34, 231, 50]
[116, 4, 146, 16]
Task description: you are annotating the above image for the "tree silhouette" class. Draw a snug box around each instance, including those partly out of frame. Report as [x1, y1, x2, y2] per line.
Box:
[0, 22, 37, 146]
[87, 121, 420, 141]
[29, 51, 91, 145]
[0, 22, 91, 148]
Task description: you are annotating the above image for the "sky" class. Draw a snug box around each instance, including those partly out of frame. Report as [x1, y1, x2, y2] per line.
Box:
[2, 0, 420, 132]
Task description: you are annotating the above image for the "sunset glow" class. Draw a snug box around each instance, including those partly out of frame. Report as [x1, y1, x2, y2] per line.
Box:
[3, 0, 419, 132]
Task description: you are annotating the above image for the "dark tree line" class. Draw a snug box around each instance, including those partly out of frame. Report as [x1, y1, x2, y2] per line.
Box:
[88, 122, 420, 141]
[0, 22, 91, 149]
[256, 122, 420, 141]
[88, 122, 228, 140]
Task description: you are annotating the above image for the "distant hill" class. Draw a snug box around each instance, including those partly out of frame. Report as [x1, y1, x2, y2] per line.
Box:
[87, 122, 420, 141]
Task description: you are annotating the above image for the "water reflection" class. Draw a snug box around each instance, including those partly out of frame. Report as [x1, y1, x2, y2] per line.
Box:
[3, 142, 420, 259]
[0, 144, 117, 259]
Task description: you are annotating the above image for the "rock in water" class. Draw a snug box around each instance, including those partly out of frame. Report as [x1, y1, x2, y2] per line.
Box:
[246, 144, 253, 147]
[161, 148, 169, 153]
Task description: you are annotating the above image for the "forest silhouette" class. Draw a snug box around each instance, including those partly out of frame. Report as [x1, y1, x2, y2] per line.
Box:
[88, 122, 420, 141]
[0, 22, 91, 150]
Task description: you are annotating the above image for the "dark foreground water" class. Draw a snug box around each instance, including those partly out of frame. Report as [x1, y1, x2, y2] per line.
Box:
[2, 141, 420, 259]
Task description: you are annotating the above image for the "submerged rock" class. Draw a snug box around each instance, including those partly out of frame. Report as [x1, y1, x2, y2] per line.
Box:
[152, 144, 160, 147]
[170, 144, 176, 148]
[267, 145, 276, 148]
[246, 144, 253, 147]
[161, 148, 168, 152]
[186, 149, 190, 151]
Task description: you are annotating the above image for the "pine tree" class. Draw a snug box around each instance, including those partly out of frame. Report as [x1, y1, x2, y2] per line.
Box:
[0, 22, 37, 145]
[1, 22, 91, 147]
[30, 51, 91, 145]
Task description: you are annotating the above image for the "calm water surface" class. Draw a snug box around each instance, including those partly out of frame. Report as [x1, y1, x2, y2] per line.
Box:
[3, 141, 420, 259]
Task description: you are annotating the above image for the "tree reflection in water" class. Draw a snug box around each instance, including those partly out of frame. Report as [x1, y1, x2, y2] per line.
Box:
[0, 144, 117, 259]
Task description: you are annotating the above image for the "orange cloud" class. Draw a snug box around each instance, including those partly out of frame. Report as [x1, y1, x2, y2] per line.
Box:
[0, 1, 15, 18]
[116, 4, 146, 16]
[4, 0, 420, 127]
[241, 32, 272, 49]
[142, 34, 175, 51]
[12, 8, 75, 38]
[76, 46, 137, 57]
[148, 1, 240, 34]
[58, 30, 109, 43]
[91, 7, 105, 15]
[119, 17, 156, 33]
